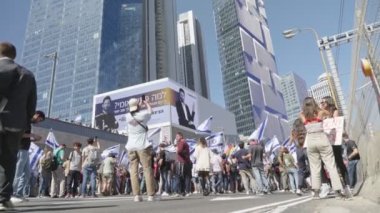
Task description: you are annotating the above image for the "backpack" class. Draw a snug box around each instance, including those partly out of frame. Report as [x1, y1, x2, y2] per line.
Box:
[51, 156, 59, 171]
[41, 157, 58, 171]
[87, 148, 99, 166]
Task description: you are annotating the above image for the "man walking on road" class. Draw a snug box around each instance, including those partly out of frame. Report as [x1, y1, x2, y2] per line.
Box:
[0, 42, 37, 211]
[249, 139, 270, 194]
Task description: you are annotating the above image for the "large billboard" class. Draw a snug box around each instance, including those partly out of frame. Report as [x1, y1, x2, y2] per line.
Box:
[92, 79, 199, 134]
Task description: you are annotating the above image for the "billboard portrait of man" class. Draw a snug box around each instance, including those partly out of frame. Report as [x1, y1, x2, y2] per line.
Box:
[95, 96, 119, 133]
[175, 88, 195, 129]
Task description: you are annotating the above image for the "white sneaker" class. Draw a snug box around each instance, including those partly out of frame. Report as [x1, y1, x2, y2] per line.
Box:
[10, 196, 27, 203]
[296, 189, 302, 195]
[185, 193, 191, 197]
[319, 184, 330, 198]
[161, 192, 169, 197]
[246, 191, 250, 195]
[147, 195, 161, 202]
[133, 195, 142, 202]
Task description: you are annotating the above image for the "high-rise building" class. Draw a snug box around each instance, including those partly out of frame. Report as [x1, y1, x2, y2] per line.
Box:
[212, 0, 288, 139]
[22, 0, 179, 124]
[280, 73, 308, 125]
[308, 72, 335, 105]
[177, 11, 209, 98]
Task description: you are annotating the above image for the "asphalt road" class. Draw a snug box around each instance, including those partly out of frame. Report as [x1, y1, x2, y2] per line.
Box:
[13, 192, 316, 213]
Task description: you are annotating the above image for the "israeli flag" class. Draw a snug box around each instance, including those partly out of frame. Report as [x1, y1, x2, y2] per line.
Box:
[265, 135, 281, 153]
[196, 116, 213, 135]
[118, 150, 129, 167]
[164, 144, 177, 153]
[186, 138, 198, 155]
[283, 137, 297, 154]
[101, 144, 121, 159]
[148, 127, 161, 138]
[147, 128, 161, 151]
[206, 132, 224, 148]
[249, 116, 268, 141]
[45, 131, 59, 149]
[29, 142, 43, 171]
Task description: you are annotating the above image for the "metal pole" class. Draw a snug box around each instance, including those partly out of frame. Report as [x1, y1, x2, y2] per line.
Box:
[302, 28, 339, 108]
[47, 52, 58, 118]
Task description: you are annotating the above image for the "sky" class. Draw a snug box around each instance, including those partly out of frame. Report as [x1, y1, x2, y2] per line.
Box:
[0, 0, 355, 108]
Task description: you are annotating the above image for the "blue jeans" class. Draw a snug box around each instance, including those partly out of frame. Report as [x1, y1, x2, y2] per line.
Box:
[160, 169, 170, 193]
[348, 160, 359, 188]
[222, 174, 230, 191]
[287, 168, 299, 191]
[211, 172, 223, 193]
[81, 165, 97, 196]
[252, 167, 269, 193]
[13, 150, 30, 197]
[39, 170, 51, 196]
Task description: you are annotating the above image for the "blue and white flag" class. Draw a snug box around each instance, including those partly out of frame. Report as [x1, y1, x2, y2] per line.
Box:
[186, 139, 198, 154]
[196, 116, 213, 135]
[147, 128, 161, 151]
[206, 132, 224, 148]
[148, 127, 161, 138]
[101, 144, 120, 159]
[29, 142, 43, 171]
[249, 116, 268, 141]
[164, 144, 177, 153]
[118, 150, 129, 167]
[45, 131, 59, 149]
[283, 137, 296, 154]
[265, 135, 281, 153]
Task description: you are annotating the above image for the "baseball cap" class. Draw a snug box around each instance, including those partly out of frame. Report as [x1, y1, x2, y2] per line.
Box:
[128, 98, 139, 111]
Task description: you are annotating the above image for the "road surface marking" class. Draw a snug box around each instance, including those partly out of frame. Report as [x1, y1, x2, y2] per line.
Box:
[230, 196, 312, 213]
[270, 197, 313, 213]
[211, 196, 261, 201]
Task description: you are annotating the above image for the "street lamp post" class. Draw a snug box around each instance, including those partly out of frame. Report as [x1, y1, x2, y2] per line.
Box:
[282, 28, 338, 108]
[45, 52, 58, 118]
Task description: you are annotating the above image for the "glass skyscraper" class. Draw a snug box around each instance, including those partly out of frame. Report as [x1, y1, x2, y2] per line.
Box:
[178, 11, 209, 99]
[22, 0, 178, 124]
[212, 0, 289, 139]
[280, 73, 308, 125]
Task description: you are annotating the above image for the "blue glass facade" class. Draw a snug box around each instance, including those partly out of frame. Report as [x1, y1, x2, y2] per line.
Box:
[22, 0, 144, 124]
[212, 0, 289, 140]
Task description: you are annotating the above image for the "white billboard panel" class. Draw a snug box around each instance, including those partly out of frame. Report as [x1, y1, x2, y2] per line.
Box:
[92, 79, 199, 134]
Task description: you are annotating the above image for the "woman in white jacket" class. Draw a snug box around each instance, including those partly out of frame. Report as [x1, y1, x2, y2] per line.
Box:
[194, 137, 212, 196]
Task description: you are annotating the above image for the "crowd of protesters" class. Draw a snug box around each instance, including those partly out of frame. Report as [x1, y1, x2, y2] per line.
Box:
[9, 96, 361, 204]
[1, 41, 362, 211]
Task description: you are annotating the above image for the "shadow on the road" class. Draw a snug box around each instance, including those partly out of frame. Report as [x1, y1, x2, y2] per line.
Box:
[16, 205, 117, 212]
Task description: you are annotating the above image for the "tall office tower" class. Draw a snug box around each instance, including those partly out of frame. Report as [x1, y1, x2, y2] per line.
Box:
[212, 0, 288, 139]
[308, 73, 336, 105]
[22, 0, 179, 124]
[177, 11, 209, 98]
[280, 73, 308, 125]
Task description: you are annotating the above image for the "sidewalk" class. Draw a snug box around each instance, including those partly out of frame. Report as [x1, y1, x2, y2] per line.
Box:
[284, 196, 380, 213]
